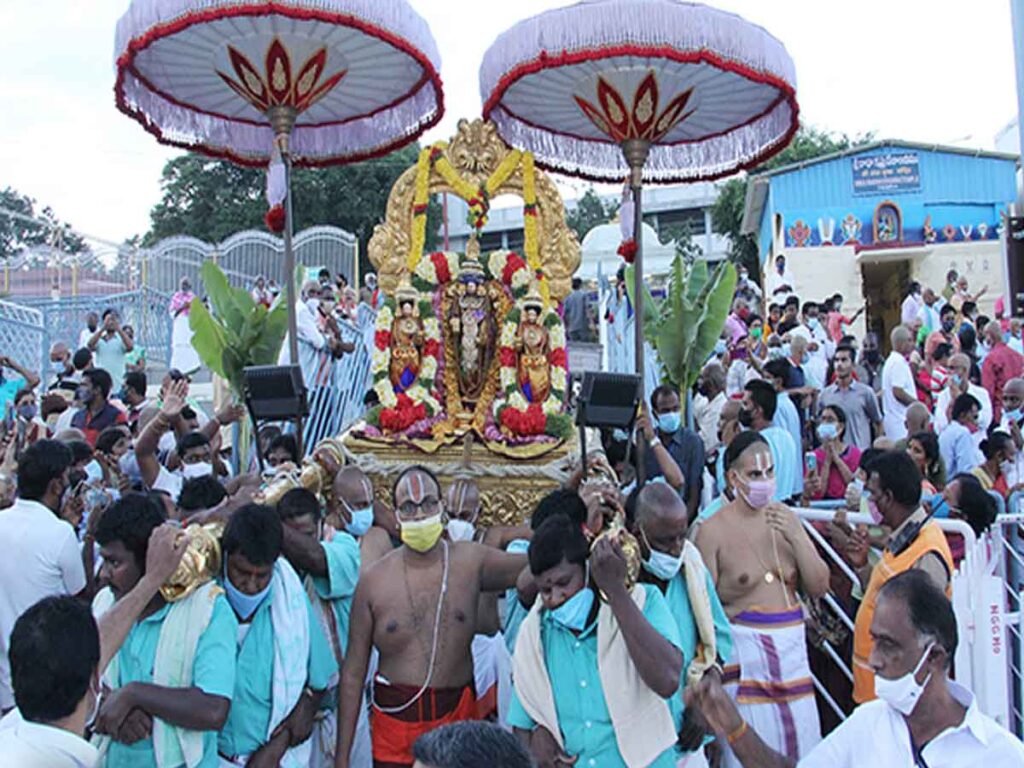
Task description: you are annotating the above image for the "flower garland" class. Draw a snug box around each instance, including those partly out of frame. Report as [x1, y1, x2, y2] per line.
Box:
[485, 250, 531, 299]
[407, 147, 434, 272]
[367, 296, 443, 433]
[520, 152, 552, 307]
[412, 250, 461, 293]
[492, 307, 571, 438]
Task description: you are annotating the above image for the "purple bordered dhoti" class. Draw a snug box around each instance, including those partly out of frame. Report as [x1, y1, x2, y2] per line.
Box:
[720, 607, 821, 767]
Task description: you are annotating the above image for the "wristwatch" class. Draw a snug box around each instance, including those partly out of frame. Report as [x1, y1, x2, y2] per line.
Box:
[649, 435, 662, 449]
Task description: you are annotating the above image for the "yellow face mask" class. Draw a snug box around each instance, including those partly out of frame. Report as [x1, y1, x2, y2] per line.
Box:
[400, 513, 444, 552]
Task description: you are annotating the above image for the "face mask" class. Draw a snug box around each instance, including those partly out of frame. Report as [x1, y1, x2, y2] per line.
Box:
[640, 529, 684, 581]
[835, 303, 842, 313]
[865, 349, 881, 364]
[941, 319, 955, 333]
[750, 327, 763, 340]
[181, 461, 213, 479]
[713, 340, 727, 356]
[50, 360, 66, 375]
[801, 352, 810, 365]
[119, 452, 141, 484]
[952, 374, 964, 388]
[1005, 408, 1022, 424]
[866, 497, 884, 525]
[446, 518, 476, 542]
[817, 422, 838, 441]
[738, 477, 775, 508]
[400, 512, 444, 552]
[550, 581, 595, 632]
[927, 493, 951, 519]
[83, 460, 103, 484]
[780, 342, 792, 358]
[737, 408, 754, 428]
[875, 641, 934, 715]
[807, 317, 820, 330]
[76, 386, 92, 403]
[344, 504, 374, 537]
[16, 404, 36, 421]
[224, 565, 271, 620]
[657, 411, 681, 433]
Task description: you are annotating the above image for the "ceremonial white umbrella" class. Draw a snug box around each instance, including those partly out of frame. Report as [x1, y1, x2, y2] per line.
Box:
[480, 0, 798, 394]
[114, 0, 444, 385]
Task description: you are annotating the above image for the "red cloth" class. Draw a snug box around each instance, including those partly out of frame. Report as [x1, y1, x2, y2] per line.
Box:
[826, 311, 855, 344]
[982, 343, 1024, 422]
[371, 682, 478, 768]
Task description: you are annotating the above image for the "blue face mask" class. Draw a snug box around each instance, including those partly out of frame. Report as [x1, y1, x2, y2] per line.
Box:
[713, 340, 727, 356]
[50, 360, 66, 375]
[345, 505, 374, 537]
[224, 566, 271, 620]
[657, 411, 681, 434]
[817, 422, 838, 441]
[927, 493, 952, 519]
[1005, 408, 1022, 424]
[550, 584, 595, 632]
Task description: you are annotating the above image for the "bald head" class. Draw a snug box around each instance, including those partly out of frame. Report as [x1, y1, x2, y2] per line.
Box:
[949, 353, 971, 380]
[904, 402, 931, 434]
[49, 342, 69, 363]
[334, 465, 373, 509]
[890, 324, 913, 353]
[701, 362, 726, 395]
[1003, 378, 1024, 417]
[984, 322, 1002, 347]
[635, 481, 686, 526]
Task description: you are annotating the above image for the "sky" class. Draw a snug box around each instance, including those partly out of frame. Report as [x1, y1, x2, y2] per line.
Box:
[0, 1, 1020, 245]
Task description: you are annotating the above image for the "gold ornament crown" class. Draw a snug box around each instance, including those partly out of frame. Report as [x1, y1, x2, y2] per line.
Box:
[521, 282, 544, 312]
[396, 279, 418, 305]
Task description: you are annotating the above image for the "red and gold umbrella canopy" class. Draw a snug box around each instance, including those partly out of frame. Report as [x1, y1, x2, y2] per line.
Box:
[114, 0, 444, 166]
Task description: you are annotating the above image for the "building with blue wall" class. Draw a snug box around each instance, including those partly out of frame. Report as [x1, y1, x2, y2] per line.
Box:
[742, 140, 1018, 340]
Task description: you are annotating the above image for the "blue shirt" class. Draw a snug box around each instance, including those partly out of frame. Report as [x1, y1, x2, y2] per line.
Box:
[643, 427, 705, 503]
[507, 584, 682, 768]
[502, 539, 532, 654]
[773, 392, 804, 495]
[938, 421, 984, 478]
[310, 533, 361, 658]
[217, 585, 338, 757]
[106, 594, 238, 768]
[761, 425, 799, 501]
[0, 376, 26, 411]
[656, 567, 734, 750]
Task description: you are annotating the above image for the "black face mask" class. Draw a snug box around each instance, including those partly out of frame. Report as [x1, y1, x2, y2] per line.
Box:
[941, 319, 955, 333]
[864, 349, 881, 364]
[738, 408, 754, 428]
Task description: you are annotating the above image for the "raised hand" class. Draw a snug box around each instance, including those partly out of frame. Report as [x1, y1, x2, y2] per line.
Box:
[590, 534, 627, 597]
[145, 524, 189, 584]
[160, 379, 189, 420]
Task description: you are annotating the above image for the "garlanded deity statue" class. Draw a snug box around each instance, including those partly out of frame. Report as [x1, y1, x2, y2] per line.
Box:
[447, 240, 497, 403]
[515, 286, 550, 403]
[390, 281, 423, 392]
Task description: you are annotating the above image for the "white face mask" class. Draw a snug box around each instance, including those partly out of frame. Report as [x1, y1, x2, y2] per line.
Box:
[875, 641, 934, 715]
[446, 518, 475, 542]
[181, 461, 213, 479]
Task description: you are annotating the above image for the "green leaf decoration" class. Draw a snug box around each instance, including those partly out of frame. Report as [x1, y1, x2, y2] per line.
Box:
[188, 299, 228, 379]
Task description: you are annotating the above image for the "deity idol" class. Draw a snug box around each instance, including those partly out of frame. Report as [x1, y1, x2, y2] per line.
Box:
[389, 282, 423, 392]
[447, 250, 497, 403]
[515, 287, 550, 403]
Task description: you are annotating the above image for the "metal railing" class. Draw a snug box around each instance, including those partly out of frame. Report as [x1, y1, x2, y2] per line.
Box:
[790, 507, 1024, 737]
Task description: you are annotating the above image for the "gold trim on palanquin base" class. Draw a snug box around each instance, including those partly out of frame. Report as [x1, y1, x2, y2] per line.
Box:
[342, 429, 576, 526]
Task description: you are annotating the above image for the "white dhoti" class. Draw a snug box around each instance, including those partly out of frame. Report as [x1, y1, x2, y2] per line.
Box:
[171, 313, 200, 372]
[310, 696, 371, 768]
[471, 632, 512, 725]
[720, 607, 820, 768]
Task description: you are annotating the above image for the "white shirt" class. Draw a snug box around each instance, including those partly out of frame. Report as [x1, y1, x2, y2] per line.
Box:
[694, 391, 727, 455]
[934, 384, 992, 443]
[151, 464, 184, 502]
[0, 709, 98, 767]
[766, 268, 796, 298]
[0, 499, 87, 709]
[77, 328, 95, 351]
[799, 681, 1024, 767]
[881, 351, 916, 440]
[791, 322, 830, 388]
[278, 300, 326, 365]
[999, 413, 1024, 487]
[901, 293, 922, 326]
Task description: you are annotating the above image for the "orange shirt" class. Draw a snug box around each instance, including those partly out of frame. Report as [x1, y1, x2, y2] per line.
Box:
[852, 516, 953, 703]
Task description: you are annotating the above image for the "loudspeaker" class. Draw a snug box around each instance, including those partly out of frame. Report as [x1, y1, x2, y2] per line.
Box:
[576, 372, 642, 429]
[242, 365, 308, 420]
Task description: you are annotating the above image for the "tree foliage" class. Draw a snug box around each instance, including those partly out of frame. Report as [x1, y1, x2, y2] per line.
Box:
[0, 187, 86, 261]
[711, 126, 874, 275]
[565, 187, 619, 242]
[144, 145, 442, 262]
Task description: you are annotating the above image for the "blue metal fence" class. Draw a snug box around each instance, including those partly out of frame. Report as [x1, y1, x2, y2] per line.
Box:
[0, 300, 46, 375]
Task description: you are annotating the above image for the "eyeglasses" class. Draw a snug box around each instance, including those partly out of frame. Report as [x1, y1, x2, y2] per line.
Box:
[397, 497, 440, 519]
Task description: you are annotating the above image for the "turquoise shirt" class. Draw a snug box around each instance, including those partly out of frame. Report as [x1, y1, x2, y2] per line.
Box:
[502, 539, 531, 654]
[761, 425, 798, 501]
[507, 584, 682, 768]
[698, 495, 725, 523]
[0, 376, 26, 410]
[106, 594, 238, 768]
[217, 586, 338, 758]
[310, 533, 361, 657]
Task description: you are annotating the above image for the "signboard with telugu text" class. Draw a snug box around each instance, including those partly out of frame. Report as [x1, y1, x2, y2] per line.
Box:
[851, 152, 921, 196]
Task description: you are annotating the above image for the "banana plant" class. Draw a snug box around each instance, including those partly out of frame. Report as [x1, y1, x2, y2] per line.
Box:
[625, 255, 737, 396]
[188, 261, 290, 401]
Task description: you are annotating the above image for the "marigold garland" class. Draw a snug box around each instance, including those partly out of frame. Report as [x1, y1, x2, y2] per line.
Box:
[407, 146, 434, 272]
[521, 152, 551, 307]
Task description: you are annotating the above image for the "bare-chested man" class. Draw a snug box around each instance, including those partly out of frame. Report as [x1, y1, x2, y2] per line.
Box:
[336, 466, 527, 768]
[696, 431, 829, 767]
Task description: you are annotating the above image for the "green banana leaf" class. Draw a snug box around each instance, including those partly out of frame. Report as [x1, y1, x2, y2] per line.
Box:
[188, 299, 228, 379]
[623, 264, 662, 346]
